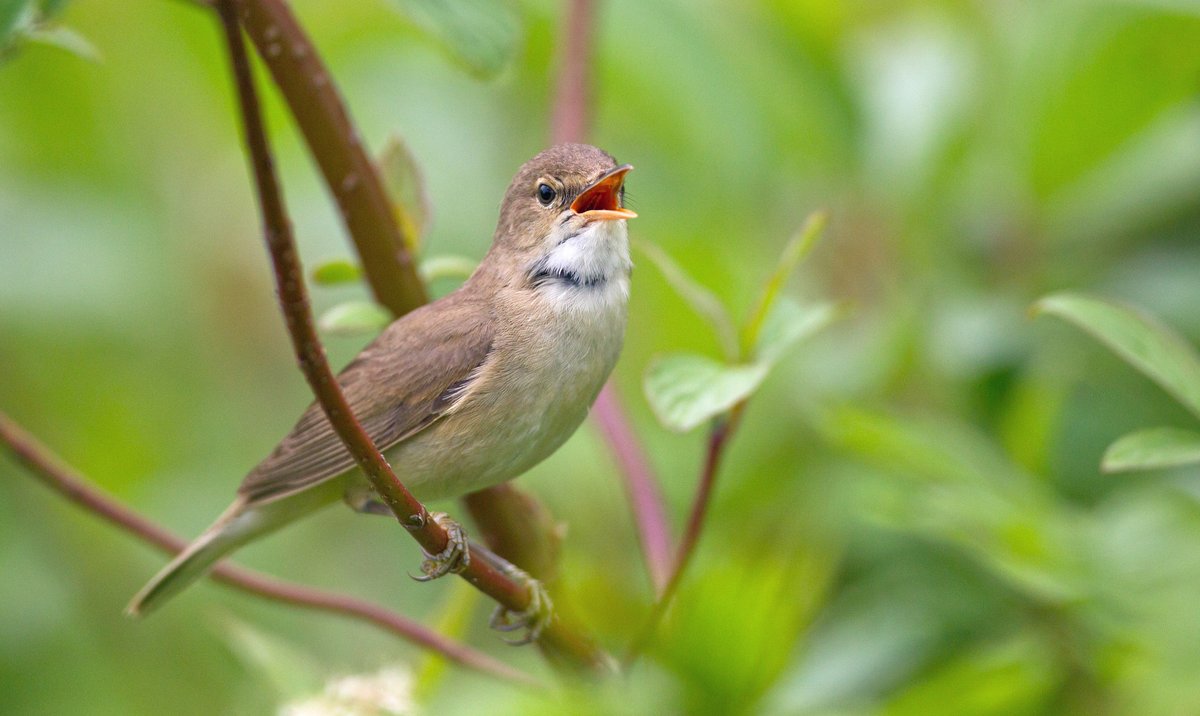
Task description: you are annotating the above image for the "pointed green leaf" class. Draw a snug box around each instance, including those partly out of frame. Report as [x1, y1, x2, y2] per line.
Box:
[379, 134, 430, 253]
[742, 210, 828, 354]
[755, 297, 837, 366]
[644, 353, 768, 432]
[311, 258, 362, 286]
[387, 0, 520, 79]
[1034, 292, 1200, 419]
[1102, 427, 1200, 473]
[318, 300, 391, 336]
[419, 254, 476, 283]
[634, 239, 738, 360]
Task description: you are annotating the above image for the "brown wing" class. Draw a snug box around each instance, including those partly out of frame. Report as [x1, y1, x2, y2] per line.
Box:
[238, 293, 494, 505]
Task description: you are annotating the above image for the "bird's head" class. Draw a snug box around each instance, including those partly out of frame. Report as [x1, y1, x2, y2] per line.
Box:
[487, 143, 636, 290]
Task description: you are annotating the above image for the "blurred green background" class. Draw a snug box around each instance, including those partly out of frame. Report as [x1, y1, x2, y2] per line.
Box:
[4, 0, 1200, 713]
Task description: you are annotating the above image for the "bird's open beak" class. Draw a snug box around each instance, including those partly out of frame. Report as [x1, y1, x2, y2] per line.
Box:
[571, 164, 637, 221]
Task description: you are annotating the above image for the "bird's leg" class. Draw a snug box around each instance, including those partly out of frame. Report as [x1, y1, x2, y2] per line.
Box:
[471, 543, 554, 646]
[412, 511, 471, 581]
[346, 489, 470, 581]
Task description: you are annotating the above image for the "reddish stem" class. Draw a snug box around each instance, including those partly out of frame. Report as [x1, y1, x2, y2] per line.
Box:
[551, 0, 594, 145]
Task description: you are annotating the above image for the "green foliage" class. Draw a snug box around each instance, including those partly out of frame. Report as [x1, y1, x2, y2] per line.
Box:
[644, 355, 767, 432]
[386, 0, 520, 79]
[317, 300, 392, 336]
[1036, 292, 1200, 475]
[1035, 292, 1200, 420]
[1102, 427, 1200, 473]
[634, 239, 739, 360]
[419, 254, 476, 284]
[312, 258, 363, 286]
[5, 1, 1200, 714]
[0, 0, 95, 60]
[379, 134, 431, 254]
[642, 212, 834, 432]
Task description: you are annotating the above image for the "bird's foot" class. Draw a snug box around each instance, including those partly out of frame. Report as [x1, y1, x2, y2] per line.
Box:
[489, 562, 553, 646]
[412, 512, 470, 582]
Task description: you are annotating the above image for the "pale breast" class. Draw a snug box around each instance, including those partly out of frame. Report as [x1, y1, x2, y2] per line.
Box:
[384, 270, 630, 501]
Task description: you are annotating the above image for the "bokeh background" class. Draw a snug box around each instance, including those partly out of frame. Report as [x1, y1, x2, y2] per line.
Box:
[4, 0, 1200, 713]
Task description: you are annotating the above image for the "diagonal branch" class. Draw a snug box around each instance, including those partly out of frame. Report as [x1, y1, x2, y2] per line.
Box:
[215, 0, 610, 673]
[0, 411, 534, 686]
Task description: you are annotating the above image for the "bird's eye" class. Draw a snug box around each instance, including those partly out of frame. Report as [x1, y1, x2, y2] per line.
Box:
[537, 183, 557, 206]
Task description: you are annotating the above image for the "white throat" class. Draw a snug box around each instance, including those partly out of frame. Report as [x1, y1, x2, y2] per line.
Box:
[530, 220, 632, 313]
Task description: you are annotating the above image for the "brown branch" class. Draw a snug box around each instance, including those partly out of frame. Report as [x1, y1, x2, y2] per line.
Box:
[549, 0, 675, 595]
[215, 0, 610, 673]
[0, 411, 534, 686]
[236, 0, 426, 316]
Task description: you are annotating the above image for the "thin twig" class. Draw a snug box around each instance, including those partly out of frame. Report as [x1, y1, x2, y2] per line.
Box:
[549, 0, 674, 595]
[0, 411, 534, 686]
[215, 0, 610, 673]
[623, 404, 744, 664]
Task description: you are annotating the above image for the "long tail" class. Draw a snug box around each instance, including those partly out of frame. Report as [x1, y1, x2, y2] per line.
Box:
[126, 485, 337, 617]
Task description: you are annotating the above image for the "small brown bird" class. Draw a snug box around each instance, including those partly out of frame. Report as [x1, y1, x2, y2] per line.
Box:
[129, 143, 635, 616]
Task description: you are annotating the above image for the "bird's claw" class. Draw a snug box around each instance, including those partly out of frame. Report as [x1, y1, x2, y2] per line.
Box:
[411, 512, 470, 582]
[488, 563, 553, 646]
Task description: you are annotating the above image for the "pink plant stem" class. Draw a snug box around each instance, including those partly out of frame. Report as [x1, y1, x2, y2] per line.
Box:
[551, 0, 594, 145]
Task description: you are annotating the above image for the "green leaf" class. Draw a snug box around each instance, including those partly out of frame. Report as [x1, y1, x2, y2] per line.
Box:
[379, 134, 430, 253]
[742, 210, 827, 354]
[387, 0, 520, 79]
[634, 239, 738, 360]
[310, 258, 362, 286]
[755, 297, 837, 366]
[317, 300, 391, 336]
[1102, 426, 1200, 473]
[24, 24, 98, 61]
[419, 254, 475, 283]
[644, 353, 768, 432]
[1034, 292, 1200, 419]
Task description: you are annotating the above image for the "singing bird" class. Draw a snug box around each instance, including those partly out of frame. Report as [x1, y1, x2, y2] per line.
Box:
[129, 143, 636, 619]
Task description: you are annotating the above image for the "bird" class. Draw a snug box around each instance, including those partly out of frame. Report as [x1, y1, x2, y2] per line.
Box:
[128, 143, 636, 619]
